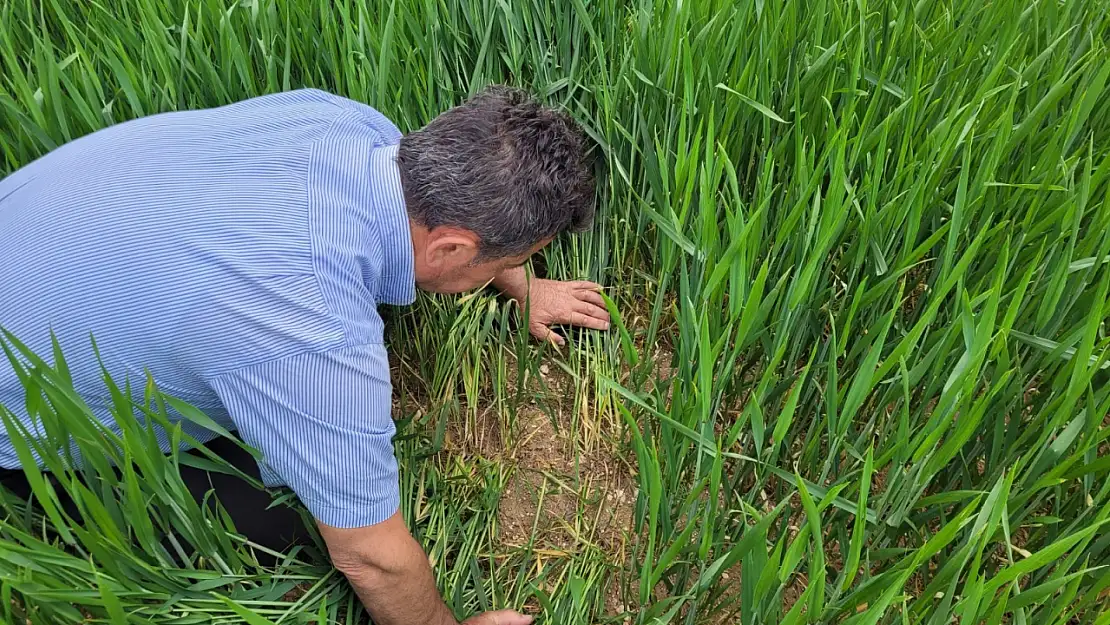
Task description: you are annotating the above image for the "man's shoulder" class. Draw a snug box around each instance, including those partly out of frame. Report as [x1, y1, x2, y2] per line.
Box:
[123, 89, 399, 150]
[265, 89, 402, 142]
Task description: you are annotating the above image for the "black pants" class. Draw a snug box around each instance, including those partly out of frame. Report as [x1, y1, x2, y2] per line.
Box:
[0, 436, 312, 561]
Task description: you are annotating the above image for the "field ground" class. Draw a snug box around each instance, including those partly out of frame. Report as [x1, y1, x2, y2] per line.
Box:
[2, 0, 1110, 624]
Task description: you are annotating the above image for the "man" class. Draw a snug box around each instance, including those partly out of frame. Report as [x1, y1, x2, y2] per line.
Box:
[0, 86, 609, 625]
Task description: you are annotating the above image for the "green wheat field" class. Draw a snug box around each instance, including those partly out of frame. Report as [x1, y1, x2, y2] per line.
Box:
[2, 0, 1109, 623]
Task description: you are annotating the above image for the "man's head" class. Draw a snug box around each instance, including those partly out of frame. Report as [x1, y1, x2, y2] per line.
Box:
[397, 86, 595, 294]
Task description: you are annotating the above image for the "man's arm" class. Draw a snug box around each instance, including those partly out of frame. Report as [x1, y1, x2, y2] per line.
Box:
[492, 266, 610, 345]
[490, 265, 534, 302]
[318, 512, 531, 625]
[208, 345, 532, 625]
[319, 512, 455, 625]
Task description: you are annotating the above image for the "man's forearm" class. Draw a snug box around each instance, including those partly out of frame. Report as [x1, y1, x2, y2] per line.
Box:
[338, 532, 458, 625]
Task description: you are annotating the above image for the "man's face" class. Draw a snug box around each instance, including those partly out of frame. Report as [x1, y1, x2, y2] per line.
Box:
[419, 249, 538, 294]
[411, 222, 549, 294]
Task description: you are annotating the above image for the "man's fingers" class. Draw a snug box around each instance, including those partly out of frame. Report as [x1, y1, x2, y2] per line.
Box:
[497, 611, 534, 625]
[464, 610, 534, 625]
[488, 610, 536, 625]
[570, 280, 603, 291]
[575, 300, 611, 323]
[575, 289, 607, 309]
[571, 311, 611, 331]
[547, 329, 567, 346]
[532, 323, 565, 346]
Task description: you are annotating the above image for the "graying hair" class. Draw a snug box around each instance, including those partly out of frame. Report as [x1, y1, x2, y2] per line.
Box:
[397, 85, 596, 259]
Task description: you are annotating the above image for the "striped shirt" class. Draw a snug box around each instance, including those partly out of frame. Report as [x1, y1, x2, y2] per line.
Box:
[0, 89, 415, 528]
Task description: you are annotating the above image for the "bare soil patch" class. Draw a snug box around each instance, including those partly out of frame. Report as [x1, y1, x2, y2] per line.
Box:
[494, 404, 634, 556]
[430, 354, 635, 563]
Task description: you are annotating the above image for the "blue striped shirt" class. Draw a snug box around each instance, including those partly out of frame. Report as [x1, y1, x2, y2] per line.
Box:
[0, 89, 415, 528]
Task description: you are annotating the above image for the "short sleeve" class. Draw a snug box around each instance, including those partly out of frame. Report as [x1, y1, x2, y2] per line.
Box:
[208, 343, 398, 528]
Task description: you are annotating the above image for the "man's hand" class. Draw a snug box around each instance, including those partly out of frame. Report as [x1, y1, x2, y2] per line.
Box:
[493, 266, 611, 346]
[463, 610, 534, 625]
[318, 511, 532, 625]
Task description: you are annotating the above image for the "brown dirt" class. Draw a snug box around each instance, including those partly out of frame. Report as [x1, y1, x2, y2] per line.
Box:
[1099, 411, 1109, 457]
[445, 405, 504, 460]
[281, 582, 312, 602]
[783, 573, 808, 613]
[495, 405, 634, 556]
[646, 344, 676, 392]
[902, 265, 933, 316]
[871, 464, 889, 497]
[429, 349, 635, 566]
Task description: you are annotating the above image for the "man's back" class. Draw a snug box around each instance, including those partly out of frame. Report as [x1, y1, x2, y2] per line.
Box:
[0, 84, 602, 625]
[0, 90, 408, 474]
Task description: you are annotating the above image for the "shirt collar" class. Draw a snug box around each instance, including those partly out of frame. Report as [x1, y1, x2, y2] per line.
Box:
[368, 144, 417, 306]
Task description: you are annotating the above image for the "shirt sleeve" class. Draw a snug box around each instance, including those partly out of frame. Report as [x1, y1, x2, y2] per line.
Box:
[208, 343, 398, 528]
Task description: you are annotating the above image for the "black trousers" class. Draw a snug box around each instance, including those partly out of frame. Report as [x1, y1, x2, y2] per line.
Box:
[0, 436, 312, 562]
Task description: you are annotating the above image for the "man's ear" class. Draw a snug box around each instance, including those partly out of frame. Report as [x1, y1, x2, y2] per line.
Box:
[424, 227, 481, 268]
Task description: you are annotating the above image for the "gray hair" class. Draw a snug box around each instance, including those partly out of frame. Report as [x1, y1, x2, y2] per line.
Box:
[397, 86, 596, 259]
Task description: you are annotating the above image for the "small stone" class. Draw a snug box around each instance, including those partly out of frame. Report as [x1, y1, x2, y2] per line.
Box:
[540, 364, 550, 375]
